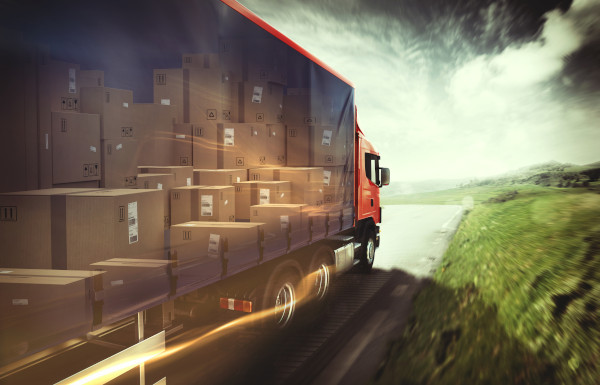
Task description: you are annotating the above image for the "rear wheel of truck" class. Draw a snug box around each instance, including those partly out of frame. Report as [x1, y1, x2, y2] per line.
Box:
[358, 230, 376, 273]
[308, 247, 335, 303]
[260, 265, 302, 330]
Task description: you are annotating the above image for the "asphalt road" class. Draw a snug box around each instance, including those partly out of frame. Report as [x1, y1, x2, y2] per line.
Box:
[312, 204, 463, 385]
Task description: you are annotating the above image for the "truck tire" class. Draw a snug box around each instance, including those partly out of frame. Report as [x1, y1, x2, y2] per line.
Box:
[358, 230, 376, 273]
[260, 267, 302, 330]
[308, 247, 334, 303]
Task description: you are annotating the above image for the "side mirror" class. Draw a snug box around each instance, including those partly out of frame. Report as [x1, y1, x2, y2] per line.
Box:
[380, 167, 390, 186]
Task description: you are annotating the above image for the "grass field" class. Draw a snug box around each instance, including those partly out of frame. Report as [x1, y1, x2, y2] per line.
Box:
[374, 185, 600, 384]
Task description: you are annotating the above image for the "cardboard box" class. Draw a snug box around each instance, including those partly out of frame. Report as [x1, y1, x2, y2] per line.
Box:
[217, 123, 268, 169]
[182, 53, 219, 69]
[53, 181, 100, 189]
[246, 38, 287, 85]
[221, 71, 239, 123]
[136, 173, 177, 228]
[247, 167, 281, 181]
[0, 269, 103, 364]
[51, 111, 101, 184]
[219, 38, 243, 82]
[282, 87, 338, 126]
[172, 123, 193, 166]
[286, 125, 347, 166]
[239, 82, 284, 124]
[324, 204, 342, 235]
[265, 124, 286, 166]
[62, 189, 165, 269]
[138, 166, 193, 187]
[171, 222, 264, 283]
[132, 103, 177, 166]
[193, 169, 247, 186]
[0, 188, 100, 269]
[101, 139, 139, 188]
[195, 186, 235, 222]
[192, 122, 218, 169]
[273, 167, 324, 198]
[0, 40, 38, 192]
[250, 204, 309, 260]
[170, 186, 203, 226]
[153, 68, 185, 124]
[188, 68, 222, 123]
[79, 70, 104, 87]
[80, 87, 134, 140]
[38, 60, 81, 188]
[234, 181, 291, 221]
[89, 258, 172, 325]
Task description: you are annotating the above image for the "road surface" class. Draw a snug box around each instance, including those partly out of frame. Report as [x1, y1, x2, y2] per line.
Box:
[312, 204, 463, 385]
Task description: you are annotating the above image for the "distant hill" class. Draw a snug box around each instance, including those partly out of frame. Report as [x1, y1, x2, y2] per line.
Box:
[462, 161, 600, 188]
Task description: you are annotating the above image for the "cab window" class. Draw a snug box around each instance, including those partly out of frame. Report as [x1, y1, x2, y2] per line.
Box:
[365, 153, 379, 185]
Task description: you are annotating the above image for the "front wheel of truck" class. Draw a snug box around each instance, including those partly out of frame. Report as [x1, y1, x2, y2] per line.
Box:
[358, 230, 376, 273]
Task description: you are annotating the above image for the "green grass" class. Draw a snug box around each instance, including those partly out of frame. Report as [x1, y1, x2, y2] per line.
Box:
[374, 186, 600, 385]
[381, 185, 543, 206]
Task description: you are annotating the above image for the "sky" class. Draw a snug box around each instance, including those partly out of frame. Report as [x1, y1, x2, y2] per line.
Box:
[238, 0, 600, 182]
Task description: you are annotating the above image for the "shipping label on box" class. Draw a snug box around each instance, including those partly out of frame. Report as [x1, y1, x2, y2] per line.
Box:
[240, 82, 283, 124]
[194, 186, 235, 222]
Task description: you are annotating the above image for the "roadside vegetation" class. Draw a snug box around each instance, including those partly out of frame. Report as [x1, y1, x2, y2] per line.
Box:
[374, 172, 600, 384]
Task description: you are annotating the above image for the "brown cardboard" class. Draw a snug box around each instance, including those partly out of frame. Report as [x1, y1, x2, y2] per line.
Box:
[172, 123, 193, 166]
[170, 221, 264, 283]
[192, 122, 218, 169]
[239, 82, 284, 124]
[132, 103, 177, 166]
[274, 167, 324, 197]
[188, 68, 222, 123]
[265, 124, 286, 166]
[246, 38, 288, 85]
[138, 166, 193, 187]
[219, 38, 243, 82]
[101, 139, 139, 188]
[153, 68, 185, 124]
[182, 53, 219, 69]
[80, 87, 134, 140]
[221, 71, 239, 123]
[0, 269, 103, 365]
[193, 169, 247, 186]
[79, 70, 104, 87]
[234, 181, 291, 221]
[136, 173, 180, 228]
[89, 258, 172, 324]
[217, 123, 268, 169]
[51, 111, 101, 184]
[286, 125, 347, 166]
[282, 88, 338, 126]
[38, 60, 81, 188]
[195, 186, 235, 222]
[0, 188, 100, 269]
[170, 186, 203, 226]
[53, 181, 100, 189]
[248, 167, 281, 181]
[63, 189, 165, 269]
[250, 204, 309, 258]
[0, 41, 38, 192]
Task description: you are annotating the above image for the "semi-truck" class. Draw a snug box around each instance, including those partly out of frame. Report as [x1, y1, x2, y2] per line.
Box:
[0, 0, 390, 383]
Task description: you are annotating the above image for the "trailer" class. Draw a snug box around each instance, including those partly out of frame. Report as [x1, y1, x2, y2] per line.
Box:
[0, 0, 390, 382]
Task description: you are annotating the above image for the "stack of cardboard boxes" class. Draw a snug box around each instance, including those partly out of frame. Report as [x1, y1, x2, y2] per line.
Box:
[0, 36, 352, 287]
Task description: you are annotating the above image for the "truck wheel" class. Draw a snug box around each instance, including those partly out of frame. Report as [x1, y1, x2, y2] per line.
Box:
[359, 230, 376, 273]
[261, 269, 301, 330]
[309, 248, 334, 303]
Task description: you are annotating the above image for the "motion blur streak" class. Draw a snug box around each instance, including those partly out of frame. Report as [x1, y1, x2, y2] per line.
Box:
[150, 268, 327, 362]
